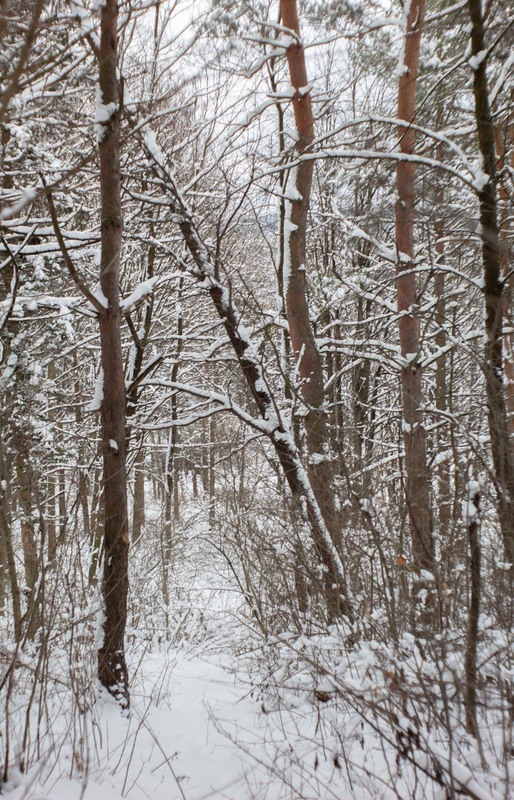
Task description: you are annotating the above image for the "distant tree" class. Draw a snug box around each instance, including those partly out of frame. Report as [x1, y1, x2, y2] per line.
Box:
[468, 0, 514, 570]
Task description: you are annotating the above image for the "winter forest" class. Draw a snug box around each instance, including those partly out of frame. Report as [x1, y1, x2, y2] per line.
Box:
[0, 0, 513, 797]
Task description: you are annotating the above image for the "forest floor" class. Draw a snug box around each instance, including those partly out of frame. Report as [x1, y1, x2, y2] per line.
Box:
[3, 639, 360, 800]
[3, 614, 506, 800]
[1, 509, 511, 799]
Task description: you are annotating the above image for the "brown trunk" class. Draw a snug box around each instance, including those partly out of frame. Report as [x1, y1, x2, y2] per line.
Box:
[208, 415, 216, 528]
[125, 196, 156, 545]
[395, 0, 434, 575]
[433, 177, 454, 577]
[15, 434, 38, 591]
[494, 113, 514, 434]
[464, 485, 481, 738]
[78, 469, 90, 540]
[0, 432, 21, 639]
[279, 0, 350, 617]
[434, 222, 451, 531]
[88, 466, 103, 586]
[132, 444, 145, 545]
[468, 0, 514, 568]
[96, 0, 129, 708]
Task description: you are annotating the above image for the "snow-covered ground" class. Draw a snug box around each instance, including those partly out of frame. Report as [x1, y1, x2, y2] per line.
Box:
[1, 509, 512, 800]
[4, 619, 511, 800]
[4, 652, 285, 800]
[2, 642, 356, 800]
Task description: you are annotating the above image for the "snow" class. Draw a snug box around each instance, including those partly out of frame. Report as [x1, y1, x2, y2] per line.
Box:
[282, 166, 298, 295]
[472, 169, 489, 192]
[87, 368, 104, 411]
[309, 451, 333, 465]
[0, 187, 38, 221]
[469, 50, 487, 70]
[1, 504, 511, 800]
[120, 278, 158, 312]
[69, 0, 99, 47]
[2, 646, 350, 800]
[396, 0, 412, 77]
[143, 130, 165, 168]
[95, 86, 118, 144]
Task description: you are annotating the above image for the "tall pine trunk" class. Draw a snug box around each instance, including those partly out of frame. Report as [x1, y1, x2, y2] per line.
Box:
[280, 0, 351, 620]
[96, 0, 130, 708]
[395, 0, 435, 576]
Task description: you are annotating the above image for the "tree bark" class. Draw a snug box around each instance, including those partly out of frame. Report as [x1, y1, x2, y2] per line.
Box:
[279, 0, 351, 618]
[468, 0, 514, 568]
[0, 431, 21, 639]
[395, 0, 435, 575]
[96, 0, 129, 708]
[131, 444, 145, 545]
[465, 484, 481, 738]
[208, 415, 215, 528]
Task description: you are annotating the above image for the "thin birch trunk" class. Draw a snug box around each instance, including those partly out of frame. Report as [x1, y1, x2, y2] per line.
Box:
[493, 112, 514, 434]
[208, 415, 215, 528]
[46, 362, 57, 560]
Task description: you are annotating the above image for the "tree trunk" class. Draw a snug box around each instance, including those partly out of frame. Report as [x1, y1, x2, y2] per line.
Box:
[395, 0, 435, 576]
[208, 415, 216, 527]
[132, 443, 145, 545]
[134, 63, 352, 623]
[279, 0, 350, 619]
[164, 431, 173, 561]
[433, 192, 452, 547]
[0, 432, 21, 639]
[88, 466, 103, 586]
[15, 434, 38, 592]
[96, 0, 129, 708]
[432, 173, 456, 591]
[493, 107, 514, 435]
[465, 484, 481, 738]
[468, 0, 514, 568]
[46, 361, 57, 560]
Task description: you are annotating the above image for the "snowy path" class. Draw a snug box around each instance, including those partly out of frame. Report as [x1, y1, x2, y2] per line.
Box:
[7, 650, 327, 800]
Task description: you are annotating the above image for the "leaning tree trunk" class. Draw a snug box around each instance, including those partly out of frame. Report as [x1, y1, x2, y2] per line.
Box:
[129, 84, 352, 624]
[468, 0, 514, 570]
[395, 0, 435, 577]
[96, 0, 130, 708]
[279, 0, 351, 619]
